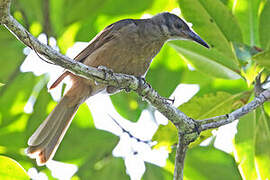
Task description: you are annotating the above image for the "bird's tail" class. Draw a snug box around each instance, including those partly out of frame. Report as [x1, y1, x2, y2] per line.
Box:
[26, 94, 82, 165]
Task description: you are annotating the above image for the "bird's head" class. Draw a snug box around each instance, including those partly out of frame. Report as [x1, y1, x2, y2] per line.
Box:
[152, 12, 209, 48]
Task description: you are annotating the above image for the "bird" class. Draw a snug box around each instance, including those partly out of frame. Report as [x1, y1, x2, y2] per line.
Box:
[26, 12, 209, 165]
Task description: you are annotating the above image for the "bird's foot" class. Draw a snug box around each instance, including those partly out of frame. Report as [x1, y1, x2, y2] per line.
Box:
[98, 65, 114, 77]
[138, 77, 152, 89]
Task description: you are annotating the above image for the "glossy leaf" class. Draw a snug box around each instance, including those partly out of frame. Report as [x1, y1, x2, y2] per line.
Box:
[13, 0, 44, 26]
[180, 91, 250, 119]
[58, 126, 120, 179]
[170, 41, 241, 79]
[143, 163, 173, 180]
[0, 155, 29, 180]
[111, 91, 147, 122]
[180, 69, 249, 96]
[234, 111, 258, 179]
[253, 49, 270, 70]
[145, 0, 179, 14]
[184, 146, 241, 180]
[0, 27, 25, 82]
[234, 108, 270, 179]
[0, 73, 39, 128]
[254, 108, 270, 179]
[77, 157, 128, 180]
[233, 0, 261, 46]
[152, 121, 177, 152]
[178, 0, 242, 59]
[259, 0, 270, 49]
[100, 0, 153, 15]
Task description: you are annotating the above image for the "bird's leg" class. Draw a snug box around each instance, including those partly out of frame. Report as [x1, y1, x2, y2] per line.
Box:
[97, 66, 122, 94]
[97, 65, 114, 78]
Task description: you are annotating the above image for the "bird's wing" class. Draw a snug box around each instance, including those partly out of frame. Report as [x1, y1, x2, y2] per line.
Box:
[50, 20, 136, 89]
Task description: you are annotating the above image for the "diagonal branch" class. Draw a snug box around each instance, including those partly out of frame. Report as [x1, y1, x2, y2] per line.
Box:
[199, 90, 270, 131]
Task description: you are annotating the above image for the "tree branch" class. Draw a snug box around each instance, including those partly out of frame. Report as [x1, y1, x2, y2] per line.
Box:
[173, 133, 188, 180]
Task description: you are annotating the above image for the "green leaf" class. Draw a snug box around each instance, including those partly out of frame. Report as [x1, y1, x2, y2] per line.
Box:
[13, 0, 44, 26]
[184, 146, 241, 180]
[232, 42, 263, 86]
[170, 41, 241, 79]
[180, 91, 250, 119]
[0, 155, 29, 180]
[152, 121, 177, 152]
[77, 157, 128, 180]
[234, 108, 270, 179]
[50, 0, 99, 38]
[58, 126, 120, 179]
[144, 0, 179, 14]
[51, 0, 100, 29]
[73, 103, 94, 128]
[0, 73, 39, 128]
[50, 0, 154, 39]
[259, 0, 270, 49]
[233, 0, 261, 46]
[180, 70, 248, 95]
[0, 27, 25, 82]
[254, 108, 270, 179]
[218, 0, 235, 11]
[55, 126, 118, 161]
[110, 91, 147, 122]
[100, 0, 153, 15]
[143, 163, 173, 180]
[253, 49, 270, 70]
[234, 111, 258, 179]
[178, 0, 242, 59]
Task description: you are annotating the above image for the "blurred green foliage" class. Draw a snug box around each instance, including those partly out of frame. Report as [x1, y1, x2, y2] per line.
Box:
[0, 155, 29, 180]
[0, 0, 270, 179]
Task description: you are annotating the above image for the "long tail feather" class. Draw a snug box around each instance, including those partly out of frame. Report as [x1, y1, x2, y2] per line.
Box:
[26, 95, 80, 165]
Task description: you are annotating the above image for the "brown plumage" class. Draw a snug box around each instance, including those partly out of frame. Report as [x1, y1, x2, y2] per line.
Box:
[26, 12, 209, 165]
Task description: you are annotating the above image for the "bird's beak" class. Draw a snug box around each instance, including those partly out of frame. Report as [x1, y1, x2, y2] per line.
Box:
[187, 30, 209, 48]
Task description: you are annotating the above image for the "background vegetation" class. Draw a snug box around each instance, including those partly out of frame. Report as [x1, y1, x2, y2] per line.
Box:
[0, 0, 270, 179]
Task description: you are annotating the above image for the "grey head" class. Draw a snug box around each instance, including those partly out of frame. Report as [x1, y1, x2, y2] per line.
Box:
[151, 12, 209, 48]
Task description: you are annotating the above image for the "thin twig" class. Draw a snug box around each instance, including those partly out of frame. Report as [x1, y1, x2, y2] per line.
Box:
[199, 90, 270, 131]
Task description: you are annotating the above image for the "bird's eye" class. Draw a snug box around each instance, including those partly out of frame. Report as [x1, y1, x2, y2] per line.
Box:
[175, 23, 182, 29]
